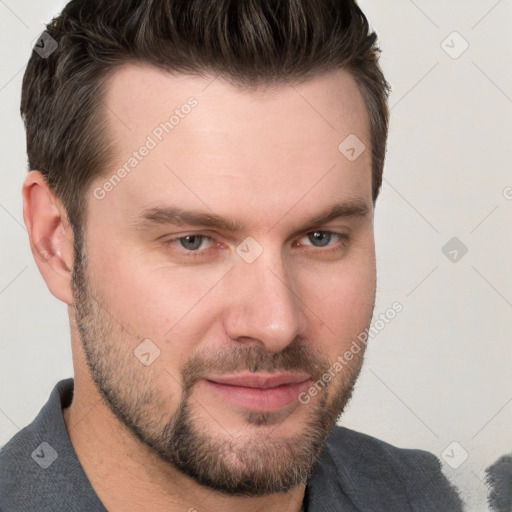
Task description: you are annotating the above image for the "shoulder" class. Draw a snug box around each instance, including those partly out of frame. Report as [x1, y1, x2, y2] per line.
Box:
[325, 425, 443, 475]
[0, 379, 104, 512]
[308, 426, 465, 511]
[0, 383, 65, 489]
[0, 379, 73, 468]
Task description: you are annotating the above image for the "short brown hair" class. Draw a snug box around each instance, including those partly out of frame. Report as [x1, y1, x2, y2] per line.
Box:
[21, 0, 390, 234]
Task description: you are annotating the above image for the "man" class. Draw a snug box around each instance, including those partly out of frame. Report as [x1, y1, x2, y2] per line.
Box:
[0, 0, 463, 510]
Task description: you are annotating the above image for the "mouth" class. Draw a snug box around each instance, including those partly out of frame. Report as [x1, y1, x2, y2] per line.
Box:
[201, 372, 312, 412]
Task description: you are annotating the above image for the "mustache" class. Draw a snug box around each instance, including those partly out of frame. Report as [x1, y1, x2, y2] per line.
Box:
[180, 343, 331, 390]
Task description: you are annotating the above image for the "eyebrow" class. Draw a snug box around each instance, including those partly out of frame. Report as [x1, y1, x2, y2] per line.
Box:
[132, 199, 370, 234]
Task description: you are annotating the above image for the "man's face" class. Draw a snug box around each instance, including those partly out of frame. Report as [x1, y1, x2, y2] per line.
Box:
[72, 65, 376, 495]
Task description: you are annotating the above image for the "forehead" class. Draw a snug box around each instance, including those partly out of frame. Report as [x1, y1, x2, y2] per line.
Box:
[92, 64, 372, 231]
[103, 63, 369, 145]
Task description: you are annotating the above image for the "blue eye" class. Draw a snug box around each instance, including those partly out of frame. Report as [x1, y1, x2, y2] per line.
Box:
[176, 235, 212, 251]
[306, 231, 332, 247]
[298, 231, 347, 248]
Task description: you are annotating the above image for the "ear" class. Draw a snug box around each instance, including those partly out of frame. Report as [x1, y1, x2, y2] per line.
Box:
[22, 171, 75, 305]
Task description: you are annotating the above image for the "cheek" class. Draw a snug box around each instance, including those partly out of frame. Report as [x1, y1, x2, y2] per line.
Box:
[299, 253, 375, 355]
[85, 238, 224, 360]
[307, 269, 374, 322]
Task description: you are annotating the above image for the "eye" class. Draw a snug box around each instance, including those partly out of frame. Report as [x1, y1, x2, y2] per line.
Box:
[295, 231, 348, 248]
[176, 234, 211, 251]
[164, 234, 218, 254]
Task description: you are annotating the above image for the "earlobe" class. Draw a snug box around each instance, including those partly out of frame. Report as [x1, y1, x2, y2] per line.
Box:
[22, 170, 75, 305]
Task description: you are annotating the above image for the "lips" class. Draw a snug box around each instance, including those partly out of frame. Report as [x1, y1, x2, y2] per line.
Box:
[201, 372, 312, 411]
[206, 372, 311, 389]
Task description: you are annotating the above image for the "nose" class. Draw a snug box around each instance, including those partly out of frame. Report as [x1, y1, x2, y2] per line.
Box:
[222, 249, 307, 353]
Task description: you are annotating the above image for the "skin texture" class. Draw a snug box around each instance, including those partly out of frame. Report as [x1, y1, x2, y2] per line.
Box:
[22, 64, 376, 512]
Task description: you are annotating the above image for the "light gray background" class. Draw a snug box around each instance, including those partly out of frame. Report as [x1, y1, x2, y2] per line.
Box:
[1, 1, 511, 510]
